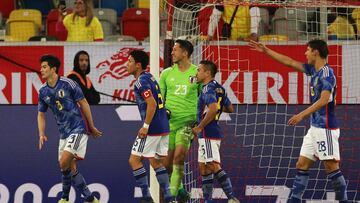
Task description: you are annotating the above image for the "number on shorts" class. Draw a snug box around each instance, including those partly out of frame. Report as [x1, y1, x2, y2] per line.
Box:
[68, 135, 76, 144]
[317, 141, 327, 152]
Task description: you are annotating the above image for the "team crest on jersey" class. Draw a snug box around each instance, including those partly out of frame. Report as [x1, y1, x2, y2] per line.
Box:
[310, 86, 315, 96]
[58, 89, 65, 98]
[215, 88, 224, 94]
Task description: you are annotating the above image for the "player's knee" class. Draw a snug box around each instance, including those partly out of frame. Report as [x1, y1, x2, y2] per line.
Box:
[324, 160, 339, 173]
[128, 155, 142, 168]
[211, 162, 222, 172]
[296, 160, 309, 170]
[59, 160, 70, 171]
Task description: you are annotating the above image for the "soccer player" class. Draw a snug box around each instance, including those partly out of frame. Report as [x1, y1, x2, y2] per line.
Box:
[37, 55, 102, 203]
[127, 50, 175, 203]
[249, 39, 348, 203]
[192, 60, 239, 203]
[159, 39, 201, 202]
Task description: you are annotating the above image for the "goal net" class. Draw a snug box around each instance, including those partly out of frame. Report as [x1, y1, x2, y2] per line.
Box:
[161, 0, 360, 202]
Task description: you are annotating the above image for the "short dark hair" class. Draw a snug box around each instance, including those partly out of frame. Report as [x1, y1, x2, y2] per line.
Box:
[200, 60, 218, 77]
[40, 55, 61, 74]
[129, 50, 149, 70]
[307, 39, 329, 59]
[175, 39, 194, 57]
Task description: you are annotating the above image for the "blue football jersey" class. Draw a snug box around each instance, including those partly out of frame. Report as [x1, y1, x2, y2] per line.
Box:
[197, 80, 231, 139]
[304, 64, 338, 129]
[134, 72, 169, 136]
[38, 77, 87, 139]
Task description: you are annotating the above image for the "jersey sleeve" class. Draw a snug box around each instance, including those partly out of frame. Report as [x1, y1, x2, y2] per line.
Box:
[320, 72, 336, 92]
[204, 89, 218, 105]
[136, 78, 153, 99]
[92, 17, 104, 40]
[159, 68, 171, 98]
[71, 82, 85, 102]
[303, 64, 314, 76]
[223, 93, 231, 107]
[37, 90, 48, 112]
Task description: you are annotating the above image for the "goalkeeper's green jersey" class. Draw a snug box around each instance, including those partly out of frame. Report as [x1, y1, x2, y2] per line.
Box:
[159, 63, 200, 130]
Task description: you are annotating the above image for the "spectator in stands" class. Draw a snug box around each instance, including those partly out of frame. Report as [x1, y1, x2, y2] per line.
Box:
[327, 8, 356, 40]
[67, 50, 100, 105]
[207, 0, 261, 41]
[57, 0, 104, 41]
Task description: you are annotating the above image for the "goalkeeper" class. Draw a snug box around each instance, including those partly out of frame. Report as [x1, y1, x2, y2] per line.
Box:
[159, 39, 200, 202]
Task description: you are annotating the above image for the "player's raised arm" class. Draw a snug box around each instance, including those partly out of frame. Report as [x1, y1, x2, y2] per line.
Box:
[37, 111, 48, 150]
[78, 98, 102, 137]
[249, 40, 305, 73]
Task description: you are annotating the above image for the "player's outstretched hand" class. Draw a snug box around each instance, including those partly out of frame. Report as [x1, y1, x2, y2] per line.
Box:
[39, 134, 48, 150]
[138, 127, 148, 139]
[89, 126, 102, 138]
[249, 40, 267, 53]
[288, 114, 304, 126]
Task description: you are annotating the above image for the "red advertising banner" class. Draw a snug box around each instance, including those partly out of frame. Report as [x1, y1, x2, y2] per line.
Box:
[0, 44, 344, 104]
[204, 45, 342, 104]
[0, 46, 64, 104]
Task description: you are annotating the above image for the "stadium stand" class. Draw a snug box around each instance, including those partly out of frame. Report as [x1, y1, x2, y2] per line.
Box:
[104, 34, 137, 42]
[121, 8, 149, 41]
[0, 0, 15, 18]
[20, 0, 54, 15]
[28, 35, 57, 41]
[6, 9, 42, 41]
[272, 7, 314, 40]
[46, 8, 73, 41]
[0, 12, 3, 28]
[352, 8, 360, 39]
[100, 0, 127, 17]
[198, 6, 223, 40]
[93, 8, 118, 38]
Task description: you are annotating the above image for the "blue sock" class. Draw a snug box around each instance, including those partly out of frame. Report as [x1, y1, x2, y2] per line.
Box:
[155, 166, 173, 202]
[72, 170, 94, 202]
[133, 167, 152, 200]
[289, 170, 309, 202]
[61, 169, 72, 200]
[214, 169, 234, 199]
[202, 173, 214, 201]
[328, 169, 348, 201]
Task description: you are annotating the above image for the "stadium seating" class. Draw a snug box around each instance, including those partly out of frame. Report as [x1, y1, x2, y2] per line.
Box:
[197, 6, 223, 40]
[46, 9, 73, 41]
[100, 0, 127, 17]
[93, 8, 118, 38]
[28, 35, 58, 41]
[0, 0, 15, 18]
[272, 8, 309, 40]
[352, 8, 360, 39]
[65, 0, 76, 8]
[257, 7, 270, 36]
[0, 12, 3, 28]
[21, 0, 54, 15]
[6, 9, 42, 41]
[104, 35, 136, 42]
[121, 8, 149, 41]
